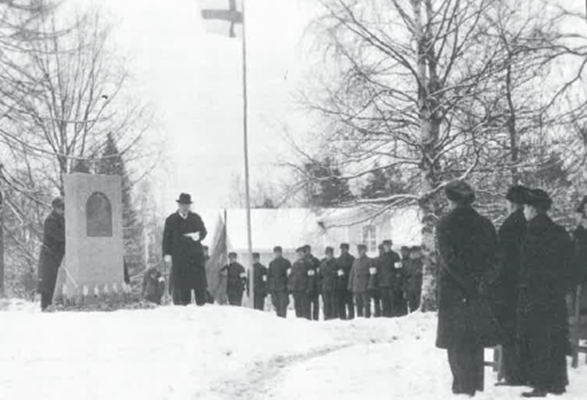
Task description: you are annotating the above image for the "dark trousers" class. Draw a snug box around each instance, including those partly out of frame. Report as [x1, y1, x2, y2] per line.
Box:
[355, 292, 371, 318]
[407, 290, 421, 313]
[447, 344, 485, 395]
[228, 290, 244, 306]
[254, 293, 266, 311]
[322, 291, 337, 320]
[271, 291, 289, 318]
[380, 288, 392, 317]
[371, 290, 382, 317]
[501, 342, 527, 384]
[391, 289, 408, 316]
[173, 287, 206, 306]
[336, 290, 355, 320]
[293, 291, 309, 319]
[308, 292, 320, 320]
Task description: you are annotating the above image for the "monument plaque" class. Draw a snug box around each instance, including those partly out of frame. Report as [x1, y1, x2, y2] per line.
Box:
[86, 192, 113, 237]
[58, 173, 125, 303]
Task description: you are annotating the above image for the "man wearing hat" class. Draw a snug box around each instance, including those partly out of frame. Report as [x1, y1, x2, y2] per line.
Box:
[436, 181, 500, 396]
[303, 245, 321, 321]
[319, 246, 339, 320]
[38, 197, 65, 311]
[288, 247, 310, 319]
[268, 246, 291, 318]
[162, 193, 208, 306]
[335, 243, 355, 320]
[378, 239, 400, 317]
[222, 252, 247, 307]
[516, 189, 573, 397]
[249, 252, 268, 311]
[494, 185, 529, 387]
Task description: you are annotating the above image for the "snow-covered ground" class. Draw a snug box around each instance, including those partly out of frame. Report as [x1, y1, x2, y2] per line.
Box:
[0, 300, 586, 400]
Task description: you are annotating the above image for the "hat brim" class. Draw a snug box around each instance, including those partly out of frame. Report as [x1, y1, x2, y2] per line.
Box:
[176, 200, 193, 204]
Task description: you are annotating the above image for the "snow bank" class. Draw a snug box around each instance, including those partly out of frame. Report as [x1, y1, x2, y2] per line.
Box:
[0, 303, 585, 400]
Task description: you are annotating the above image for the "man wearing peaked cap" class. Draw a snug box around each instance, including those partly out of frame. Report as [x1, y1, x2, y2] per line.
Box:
[495, 185, 529, 387]
[162, 193, 208, 306]
[516, 188, 573, 397]
[268, 246, 292, 318]
[336, 242, 355, 320]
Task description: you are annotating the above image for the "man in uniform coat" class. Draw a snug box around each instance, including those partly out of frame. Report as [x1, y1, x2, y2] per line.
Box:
[336, 243, 355, 320]
[379, 240, 400, 317]
[222, 252, 247, 306]
[304, 245, 321, 321]
[436, 181, 500, 397]
[268, 246, 291, 318]
[162, 193, 208, 306]
[349, 244, 372, 318]
[319, 246, 338, 320]
[38, 197, 65, 311]
[249, 252, 268, 311]
[495, 185, 529, 387]
[368, 244, 385, 317]
[289, 247, 310, 319]
[516, 189, 573, 398]
[405, 246, 423, 313]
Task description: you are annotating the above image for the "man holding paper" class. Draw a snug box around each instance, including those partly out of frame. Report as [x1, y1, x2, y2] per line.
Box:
[162, 193, 208, 306]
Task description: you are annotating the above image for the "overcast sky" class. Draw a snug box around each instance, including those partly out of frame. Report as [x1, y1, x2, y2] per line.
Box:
[74, 0, 319, 214]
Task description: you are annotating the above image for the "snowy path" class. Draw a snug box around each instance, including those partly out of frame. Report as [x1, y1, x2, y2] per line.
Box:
[0, 301, 586, 400]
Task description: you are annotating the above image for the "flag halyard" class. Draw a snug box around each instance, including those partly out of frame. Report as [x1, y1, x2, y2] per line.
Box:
[200, 0, 243, 38]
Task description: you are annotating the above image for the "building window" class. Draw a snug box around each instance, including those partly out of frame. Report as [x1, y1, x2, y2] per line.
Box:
[362, 225, 377, 253]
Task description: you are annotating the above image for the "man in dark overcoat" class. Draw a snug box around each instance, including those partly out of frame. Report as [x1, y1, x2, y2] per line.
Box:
[288, 247, 310, 319]
[268, 246, 291, 318]
[249, 252, 268, 311]
[162, 193, 208, 306]
[304, 245, 321, 321]
[222, 252, 247, 306]
[38, 197, 65, 311]
[319, 246, 339, 320]
[335, 243, 355, 320]
[348, 244, 372, 318]
[516, 189, 573, 398]
[368, 244, 385, 317]
[378, 240, 400, 317]
[436, 181, 500, 397]
[495, 185, 529, 387]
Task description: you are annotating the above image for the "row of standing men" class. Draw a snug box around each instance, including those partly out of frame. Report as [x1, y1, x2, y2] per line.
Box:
[221, 242, 424, 321]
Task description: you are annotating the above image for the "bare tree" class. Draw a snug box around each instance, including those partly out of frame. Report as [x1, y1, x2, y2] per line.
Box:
[0, 5, 153, 193]
[294, 0, 587, 310]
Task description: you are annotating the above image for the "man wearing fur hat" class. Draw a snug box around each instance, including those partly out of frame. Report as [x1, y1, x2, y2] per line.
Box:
[436, 181, 501, 397]
[516, 189, 573, 397]
[162, 193, 208, 306]
[494, 185, 529, 387]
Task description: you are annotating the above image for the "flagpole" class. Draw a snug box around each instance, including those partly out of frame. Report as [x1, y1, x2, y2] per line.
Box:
[241, 0, 254, 309]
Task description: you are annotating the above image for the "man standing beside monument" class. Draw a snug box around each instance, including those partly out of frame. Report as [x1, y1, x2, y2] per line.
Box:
[162, 193, 208, 306]
[38, 197, 65, 311]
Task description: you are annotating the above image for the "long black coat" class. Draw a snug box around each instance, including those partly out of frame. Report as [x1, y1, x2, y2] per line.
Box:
[288, 259, 309, 292]
[250, 262, 268, 297]
[517, 214, 573, 390]
[377, 251, 400, 288]
[305, 254, 321, 294]
[319, 258, 338, 292]
[37, 211, 65, 294]
[162, 211, 208, 291]
[268, 256, 291, 292]
[335, 252, 355, 292]
[573, 225, 587, 283]
[495, 209, 527, 338]
[222, 262, 246, 297]
[436, 205, 500, 349]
